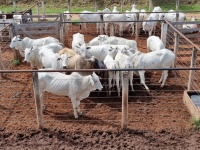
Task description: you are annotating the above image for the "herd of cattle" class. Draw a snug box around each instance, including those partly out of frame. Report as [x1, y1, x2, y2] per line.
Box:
[77, 4, 198, 36]
[9, 32, 176, 118]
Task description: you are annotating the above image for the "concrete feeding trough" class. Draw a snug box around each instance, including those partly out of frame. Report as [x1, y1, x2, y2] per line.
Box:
[183, 90, 200, 119]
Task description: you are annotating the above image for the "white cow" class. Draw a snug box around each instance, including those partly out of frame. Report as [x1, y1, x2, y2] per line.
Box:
[152, 6, 162, 12]
[63, 10, 72, 29]
[147, 35, 165, 52]
[87, 35, 109, 46]
[72, 33, 85, 54]
[39, 48, 68, 70]
[182, 16, 198, 33]
[9, 35, 60, 57]
[103, 13, 127, 36]
[142, 13, 159, 36]
[131, 49, 175, 91]
[159, 10, 186, 28]
[102, 36, 138, 52]
[77, 43, 132, 61]
[115, 48, 134, 92]
[24, 43, 64, 69]
[104, 47, 120, 96]
[79, 8, 111, 33]
[38, 71, 103, 118]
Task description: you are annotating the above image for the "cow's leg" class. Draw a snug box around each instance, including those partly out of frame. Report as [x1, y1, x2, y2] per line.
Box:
[40, 93, 45, 112]
[76, 100, 82, 115]
[139, 71, 149, 91]
[160, 70, 168, 87]
[115, 71, 120, 96]
[108, 72, 112, 96]
[71, 97, 79, 118]
[129, 71, 134, 91]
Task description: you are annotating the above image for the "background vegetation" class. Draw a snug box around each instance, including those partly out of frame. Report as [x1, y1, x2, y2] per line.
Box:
[0, 0, 199, 14]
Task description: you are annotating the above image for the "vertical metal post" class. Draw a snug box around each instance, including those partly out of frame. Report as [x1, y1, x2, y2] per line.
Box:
[173, 32, 179, 68]
[121, 72, 129, 129]
[32, 72, 44, 129]
[13, 0, 16, 13]
[188, 47, 197, 90]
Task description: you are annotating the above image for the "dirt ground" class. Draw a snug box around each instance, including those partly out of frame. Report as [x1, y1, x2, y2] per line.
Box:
[0, 22, 200, 149]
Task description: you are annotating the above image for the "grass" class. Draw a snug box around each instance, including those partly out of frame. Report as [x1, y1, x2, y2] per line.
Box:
[190, 117, 200, 130]
[0, 3, 199, 14]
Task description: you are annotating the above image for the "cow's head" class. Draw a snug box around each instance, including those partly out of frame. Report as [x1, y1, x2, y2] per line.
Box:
[90, 72, 103, 91]
[9, 35, 22, 49]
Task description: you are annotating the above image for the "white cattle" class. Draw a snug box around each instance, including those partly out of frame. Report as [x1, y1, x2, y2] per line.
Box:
[142, 13, 159, 36]
[9, 35, 60, 57]
[147, 35, 165, 52]
[102, 36, 138, 52]
[87, 35, 109, 46]
[115, 48, 134, 92]
[103, 13, 127, 36]
[131, 49, 175, 91]
[77, 43, 132, 61]
[71, 33, 85, 54]
[159, 10, 186, 28]
[104, 47, 120, 96]
[38, 71, 103, 118]
[124, 11, 136, 36]
[39, 47, 68, 70]
[182, 16, 198, 33]
[79, 8, 111, 33]
[24, 43, 64, 69]
[63, 10, 72, 29]
[152, 6, 162, 12]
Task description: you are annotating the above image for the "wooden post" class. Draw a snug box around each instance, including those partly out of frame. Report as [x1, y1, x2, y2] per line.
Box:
[68, 0, 71, 13]
[100, 14, 104, 35]
[135, 12, 140, 39]
[13, 0, 16, 13]
[60, 14, 65, 46]
[41, 0, 45, 16]
[32, 72, 44, 129]
[121, 72, 129, 129]
[188, 47, 197, 90]
[121, 0, 124, 13]
[173, 32, 179, 68]
[35, 2, 40, 21]
[161, 23, 168, 48]
[0, 47, 5, 78]
[94, 0, 97, 12]
[110, 23, 114, 36]
[149, 0, 152, 12]
[176, 0, 179, 11]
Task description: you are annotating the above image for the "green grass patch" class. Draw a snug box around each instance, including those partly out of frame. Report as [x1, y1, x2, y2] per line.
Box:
[190, 117, 200, 130]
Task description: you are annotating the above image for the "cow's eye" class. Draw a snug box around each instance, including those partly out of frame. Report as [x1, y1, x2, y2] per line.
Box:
[28, 53, 30, 55]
